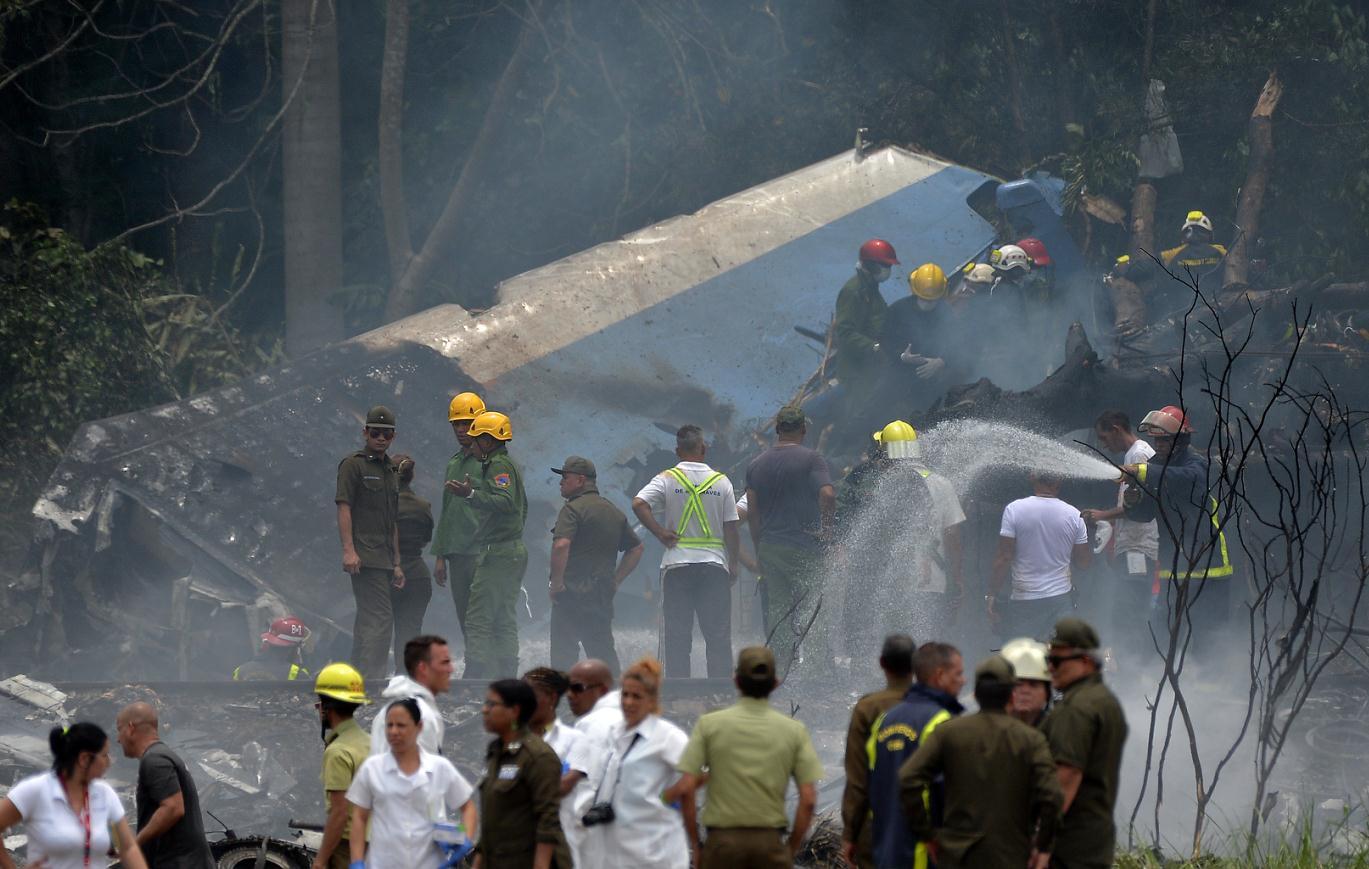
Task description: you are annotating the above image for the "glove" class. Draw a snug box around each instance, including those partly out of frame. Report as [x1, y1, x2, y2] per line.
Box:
[915, 357, 945, 379]
[438, 841, 475, 868]
[350, 861, 366, 869]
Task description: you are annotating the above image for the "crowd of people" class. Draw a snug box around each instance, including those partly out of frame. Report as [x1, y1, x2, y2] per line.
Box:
[0, 620, 1131, 869]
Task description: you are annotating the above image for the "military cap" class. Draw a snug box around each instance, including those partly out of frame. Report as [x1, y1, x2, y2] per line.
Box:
[975, 653, 1016, 685]
[775, 405, 807, 429]
[551, 456, 597, 478]
[1049, 616, 1101, 650]
[735, 645, 776, 681]
[366, 405, 397, 429]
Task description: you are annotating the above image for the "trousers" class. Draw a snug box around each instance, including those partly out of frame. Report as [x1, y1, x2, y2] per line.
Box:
[390, 556, 433, 670]
[662, 563, 733, 678]
[464, 540, 528, 678]
[350, 567, 394, 681]
[443, 553, 480, 666]
[550, 587, 620, 675]
[759, 541, 833, 680]
[1001, 593, 1074, 644]
[701, 828, 788, 869]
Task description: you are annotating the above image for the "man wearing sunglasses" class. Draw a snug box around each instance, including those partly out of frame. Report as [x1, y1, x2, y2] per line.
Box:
[335, 405, 403, 681]
[1040, 617, 1127, 869]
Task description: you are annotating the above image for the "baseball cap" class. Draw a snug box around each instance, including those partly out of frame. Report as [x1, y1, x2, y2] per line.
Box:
[975, 653, 1016, 685]
[551, 456, 597, 478]
[365, 406, 397, 429]
[1049, 617, 1101, 650]
[735, 646, 776, 681]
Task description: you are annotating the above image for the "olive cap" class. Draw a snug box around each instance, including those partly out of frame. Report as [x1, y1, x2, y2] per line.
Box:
[365, 406, 397, 429]
[735, 646, 776, 681]
[1049, 617, 1101, 650]
[975, 653, 1016, 686]
[551, 456, 597, 478]
[775, 405, 807, 428]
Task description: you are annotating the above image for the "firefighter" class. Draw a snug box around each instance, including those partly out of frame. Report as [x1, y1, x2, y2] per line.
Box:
[882, 263, 955, 408]
[433, 392, 486, 672]
[233, 616, 312, 681]
[831, 239, 900, 444]
[312, 663, 370, 869]
[1119, 211, 1228, 313]
[1122, 405, 1234, 657]
[1001, 637, 1052, 727]
[444, 411, 528, 678]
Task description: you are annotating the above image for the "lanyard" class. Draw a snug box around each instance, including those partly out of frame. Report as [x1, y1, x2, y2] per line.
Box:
[591, 732, 643, 805]
[59, 774, 92, 867]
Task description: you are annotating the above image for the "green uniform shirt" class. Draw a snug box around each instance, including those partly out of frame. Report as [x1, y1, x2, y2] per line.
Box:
[432, 449, 484, 557]
[842, 678, 911, 846]
[1041, 674, 1128, 867]
[397, 487, 434, 560]
[833, 269, 888, 385]
[551, 484, 641, 595]
[678, 696, 824, 829]
[899, 709, 1063, 867]
[469, 446, 527, 545]
[321, 718, 370, 841]
[477, 732, 571, 868]
[335, 450, 400, 570]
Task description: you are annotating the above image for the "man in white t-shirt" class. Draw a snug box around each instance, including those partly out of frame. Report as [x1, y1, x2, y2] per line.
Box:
[1081, 410, 1161, 657]
[988, 469, 1092, 641]
[632, 424, 740, 678]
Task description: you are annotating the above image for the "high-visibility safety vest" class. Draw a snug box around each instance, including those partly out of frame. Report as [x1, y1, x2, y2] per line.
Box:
[232, 662, 308, 681]
[867, 706, 954, 869]
[664, 467, 726, 549]
[1135, 463, 1232, 580]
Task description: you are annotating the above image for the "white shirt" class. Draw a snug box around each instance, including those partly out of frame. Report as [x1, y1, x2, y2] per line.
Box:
[573, 690, 623, 868]
[911, 467, 967, 594]
[599, 715, 690, 869]
[370, 675, 444, 757]
[635, 462, 739, 571]
[1000, 495, 1088, 600]
[542, 719, 592, 866]
[1112, 439, 1160, 560]
[6, 771, 125, 869]
[346, 750, 474, 869]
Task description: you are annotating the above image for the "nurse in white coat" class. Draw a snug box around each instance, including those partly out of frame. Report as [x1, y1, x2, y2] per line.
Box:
[348, 698, 477, 869]
[598, 657, 697, 869]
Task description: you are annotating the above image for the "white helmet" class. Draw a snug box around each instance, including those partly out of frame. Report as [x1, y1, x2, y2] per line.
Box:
[994, 244, 1032, 272]
[1181, 210, 1213, 234]
[1000, 638, 1050, 682]
[963, 263, 996, 285]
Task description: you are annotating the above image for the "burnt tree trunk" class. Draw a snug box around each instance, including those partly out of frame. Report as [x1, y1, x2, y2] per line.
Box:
[378, 0, 413, 284]
[1223, 72, 1284, 291]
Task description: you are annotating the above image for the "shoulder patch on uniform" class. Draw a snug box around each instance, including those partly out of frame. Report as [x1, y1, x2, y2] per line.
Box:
[494, 472, 511, 489]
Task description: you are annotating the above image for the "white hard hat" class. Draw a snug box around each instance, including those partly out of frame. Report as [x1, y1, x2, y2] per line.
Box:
[963, 263, 996, 284]
[1000, 637, 1050, 682]
[1182, 210, 1213, 234]
[994, 244, 1032, 272]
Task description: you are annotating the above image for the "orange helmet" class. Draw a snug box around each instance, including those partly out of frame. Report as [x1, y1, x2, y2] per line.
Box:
[1138, 405, 1193, 436]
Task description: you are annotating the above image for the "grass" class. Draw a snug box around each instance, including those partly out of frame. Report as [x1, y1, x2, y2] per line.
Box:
[1117, 814, 1369, 867]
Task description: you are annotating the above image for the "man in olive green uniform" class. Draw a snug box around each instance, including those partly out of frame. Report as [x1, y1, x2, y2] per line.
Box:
[899, 654, 1062, 869]
[831, 238, 899, 445]
[311, 663, 370, 869]
[548, 456, 644, 674]
[335, 405, 402, 681]
[672, 646, 824, 868]
[1040, 618, 1128, 869]
[444, 410, 527, 678]
[840, 634, 915, 869]
[432, 392, 486, 669]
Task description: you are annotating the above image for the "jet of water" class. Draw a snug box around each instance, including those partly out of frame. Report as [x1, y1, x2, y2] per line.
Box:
[921, 419, 1119, 493]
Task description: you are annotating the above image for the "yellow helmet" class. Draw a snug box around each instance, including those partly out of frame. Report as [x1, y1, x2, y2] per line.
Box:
[873, 420, 921, 460]
[314, 662, 369, 704]
[448, 391, 486, 422]
[908, 263, 948, 301]
[468, 411, 512, 442]
[1182, 210, 1213, 233]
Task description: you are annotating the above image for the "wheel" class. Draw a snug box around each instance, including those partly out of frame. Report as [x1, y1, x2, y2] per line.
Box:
[214, 843, 308, 869]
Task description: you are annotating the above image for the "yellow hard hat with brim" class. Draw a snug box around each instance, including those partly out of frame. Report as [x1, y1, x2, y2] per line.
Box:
[314, 662, 370, 705]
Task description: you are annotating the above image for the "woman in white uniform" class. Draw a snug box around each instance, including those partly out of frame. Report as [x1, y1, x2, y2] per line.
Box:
[348, 698, 477, 869]
[0, 722, 148, 869]
[599, 657, 697, 869]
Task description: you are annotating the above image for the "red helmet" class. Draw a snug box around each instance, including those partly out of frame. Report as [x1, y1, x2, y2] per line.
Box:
[858, 238, 900, 266]
[262, 616, 311, 647]
[1016, 237, 1052, 267]
[1138, 405, 1193, 436]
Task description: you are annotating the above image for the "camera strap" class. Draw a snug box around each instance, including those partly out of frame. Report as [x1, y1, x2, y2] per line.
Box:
[591, 731, 643, 806]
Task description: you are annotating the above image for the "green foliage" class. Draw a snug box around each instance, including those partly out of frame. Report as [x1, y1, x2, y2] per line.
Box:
[0, 201, 276, 508]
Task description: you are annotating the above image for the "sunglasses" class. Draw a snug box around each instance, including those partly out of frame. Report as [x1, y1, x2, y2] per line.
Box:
[367, 428, 396, 439]
[1046, 653, 1086, 668]
[567, 682, 590, 693]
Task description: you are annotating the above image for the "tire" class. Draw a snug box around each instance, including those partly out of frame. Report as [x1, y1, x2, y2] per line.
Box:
[214, 843, 308, 869]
